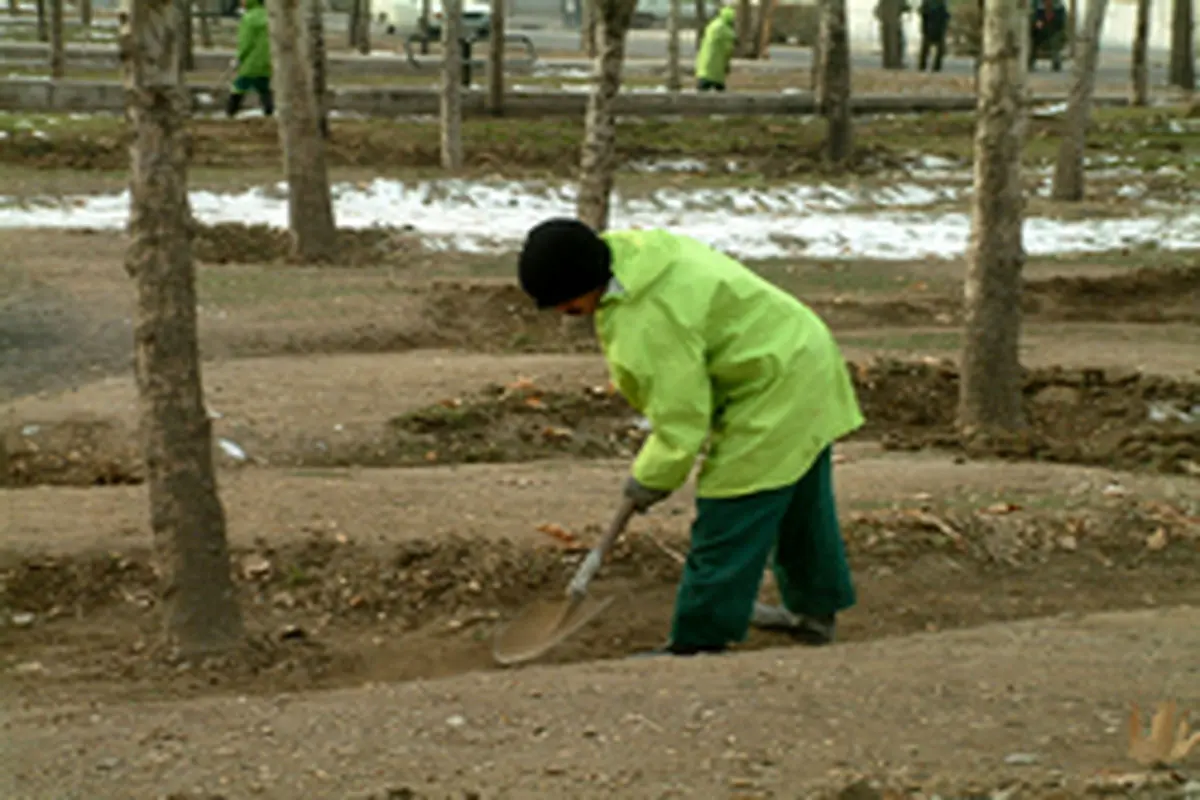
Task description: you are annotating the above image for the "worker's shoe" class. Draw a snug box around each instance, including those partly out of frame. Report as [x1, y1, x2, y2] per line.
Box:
[751, 602, 836, 646]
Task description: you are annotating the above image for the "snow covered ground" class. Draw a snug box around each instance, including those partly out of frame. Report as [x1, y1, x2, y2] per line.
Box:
[0, 177, 1198, 260]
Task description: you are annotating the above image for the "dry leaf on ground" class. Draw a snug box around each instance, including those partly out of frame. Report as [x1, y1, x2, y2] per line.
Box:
[1128, 700, 1200, 768]
[536, 523, 581, 548]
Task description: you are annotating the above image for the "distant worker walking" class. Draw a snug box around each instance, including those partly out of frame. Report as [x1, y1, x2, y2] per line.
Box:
[226, 0, 274, 118]
[918, 0, 951, 72]
[695, 6, 737, 92]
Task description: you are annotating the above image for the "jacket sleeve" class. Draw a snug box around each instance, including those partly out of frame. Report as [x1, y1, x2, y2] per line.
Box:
[608, 316, 712, 493]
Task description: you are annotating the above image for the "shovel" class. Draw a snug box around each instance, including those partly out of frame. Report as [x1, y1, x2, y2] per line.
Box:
[492, 496, 637, 666]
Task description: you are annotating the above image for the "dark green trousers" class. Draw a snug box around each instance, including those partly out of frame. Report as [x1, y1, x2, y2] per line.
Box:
[669, 446, 856, 650]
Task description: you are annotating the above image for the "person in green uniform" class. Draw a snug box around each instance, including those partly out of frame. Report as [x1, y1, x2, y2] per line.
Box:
[695, 6, 737, 92]
[226, 0, 274, 118]
[516, 218, 864, 656]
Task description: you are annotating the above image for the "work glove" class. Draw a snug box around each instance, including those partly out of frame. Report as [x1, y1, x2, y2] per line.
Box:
[623, 476, 671, 514]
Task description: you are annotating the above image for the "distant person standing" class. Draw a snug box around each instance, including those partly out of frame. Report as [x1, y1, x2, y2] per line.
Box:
[918, 0, 951, 71]
[226, 0, 273, 118]
[695, 6, 737, 92]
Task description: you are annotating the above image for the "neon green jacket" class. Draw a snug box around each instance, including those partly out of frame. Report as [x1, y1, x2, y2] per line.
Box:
[695, 6, 737, 84]
[236, 0, 272, 79]
[595, 229, 864, 499]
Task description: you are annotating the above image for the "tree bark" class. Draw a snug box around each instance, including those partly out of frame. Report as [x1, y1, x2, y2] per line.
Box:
[420, 0, 431, 53]
[959, 0, 1030, 436]
[118, 0, 244, 657]
[1168, 0, 1195, 89]
[486, 0, 505, 114]
[581, 0, 598, 57]
[736, 0, 752, 56]
[307, 0, 329, 138]
[178, 0, 194, 71]
[576, 0, 636, 231]
[754, 0, 776, 59]
[36, 0, 48, 42]
[80, 0, 92, 26]
[49, 0, 64, 78]
[816, 0, 852, 165]
[1051, 0, 1108, 201]
[199, 0, 212, 48]
[267, 0, 338, 261]
[348, 0, 360, 48]
[1130, 0, 1150, 105]
[8, 0, 18, 19]
[355, 0, 370, 53]
[878, 0, 903, 68]
[1068, 0, 1078, 55]
[693, 0, 707, 47]
[440, 0, 464, 169]
[666, 0, 682, 91]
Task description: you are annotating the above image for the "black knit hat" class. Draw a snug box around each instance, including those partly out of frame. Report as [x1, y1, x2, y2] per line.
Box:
[518, 218, 613, 309]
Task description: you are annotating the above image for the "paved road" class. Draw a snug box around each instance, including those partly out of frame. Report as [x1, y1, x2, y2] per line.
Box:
[520, 27, 1173, 87]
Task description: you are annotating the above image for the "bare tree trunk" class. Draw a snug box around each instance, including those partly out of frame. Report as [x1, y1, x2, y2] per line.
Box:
[754, 0, 775, 59]
[581, 0, 598, 57]
[80, 0, 92, 26]
[959, 0, 1030, 436]
[812, 0, 825, 88]
[576, 0, 636, 231]
[487, 0, 505, 114]
[178, 0, 194, 71]
[420, 0, 431, 53]
[878, 0, 903, 68]
[693, 0, 707, 47]
[1169, 0, 1195, 89]
[199, 0, 212, 48]
[1068, 0, 1078, 55]
[1130, 0, 1150, 105]
[36, 0, 48, 42]
[355, 0, 370, 53]
[8, 0, 18, 19]
[441, 0, 463, 169]
[118, 0, 244, 657]
[666, 0, 681, 90]
[49, 0, 64, 78]
[736, 0, 752, 56]
[816, 0, 852, 165]
[307, 0, 329, 138]
[267, 0, 338, 261]
[348, 0, 360, 48]
[1051, 0, 1108, 201]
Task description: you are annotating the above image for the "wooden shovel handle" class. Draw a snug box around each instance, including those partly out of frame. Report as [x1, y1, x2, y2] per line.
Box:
[566, 496, 638, 599]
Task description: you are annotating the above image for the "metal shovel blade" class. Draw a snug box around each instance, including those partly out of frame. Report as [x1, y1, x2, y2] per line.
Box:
[491, 593, 616, 666]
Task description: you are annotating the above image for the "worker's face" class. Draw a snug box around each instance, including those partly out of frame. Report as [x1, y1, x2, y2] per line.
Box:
[556, 289, 602, 317]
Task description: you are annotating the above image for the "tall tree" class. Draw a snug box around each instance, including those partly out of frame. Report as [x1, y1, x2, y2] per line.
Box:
[36, 0, 47, 41]
[581, 0, 598, 57]
[8, 0, 18, 19]
[1168, 0, 1195, 89]
[118, 0, 245, 656]
[487, 0, 505, 114]
[420, 0, 432, 53]
[959, 0, 1030, 436]
[877, 0, 904, 69]
[441, 0, 464, 169]
[693, 0, 707, 47]
[199, 0, 213, 48]
[348, 0, 371, 53]
[307, 0, 329, 138]
[1130, 0, 1151, 105]
[178, 0, 194, 71]
[576, 0, 637, 231]
[1051, 0, 1108, 201]
[80, 0, 92, 26]
[267, 0, 338, 260]
[666, 0, 682, 91]
[49, 0, 64, 78]
[736, 0, 753, 56]
[816, 0, 852, 165]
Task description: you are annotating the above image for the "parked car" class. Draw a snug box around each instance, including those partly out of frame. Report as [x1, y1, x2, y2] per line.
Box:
[377, 0, 491, 40]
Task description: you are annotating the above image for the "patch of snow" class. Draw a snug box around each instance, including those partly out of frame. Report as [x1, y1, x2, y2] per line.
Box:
[629, 158, 709, 174]
[0, 179, 1197, 262]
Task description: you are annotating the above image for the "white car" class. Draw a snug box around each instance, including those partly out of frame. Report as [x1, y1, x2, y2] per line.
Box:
[377, 0, 492, 40]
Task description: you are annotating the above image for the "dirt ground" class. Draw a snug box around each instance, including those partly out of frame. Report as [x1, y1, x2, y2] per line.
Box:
[2, 188, 1200, 795]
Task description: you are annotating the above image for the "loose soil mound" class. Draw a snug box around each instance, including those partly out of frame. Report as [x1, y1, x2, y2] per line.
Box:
[1024, 265, 1200, 323]
[6, 362, 1198, 486]
[3, 498, 1197, 702]
[192, 222, 422, 266]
